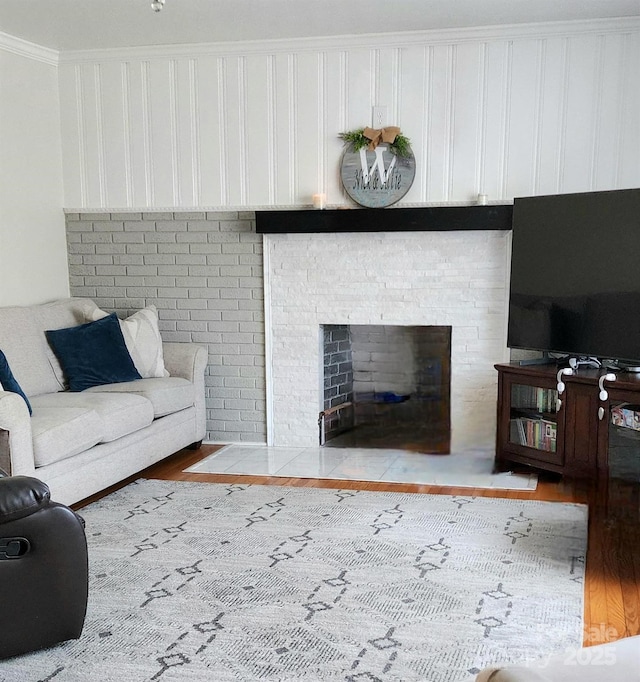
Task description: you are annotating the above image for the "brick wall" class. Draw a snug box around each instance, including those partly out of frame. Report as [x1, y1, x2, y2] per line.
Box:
[65, 211, 266, 443]
[266, 231, 510, 450]
[340, 324, 451, 434]
[351, 325, 418, 397]
[322, 325, 354, 441]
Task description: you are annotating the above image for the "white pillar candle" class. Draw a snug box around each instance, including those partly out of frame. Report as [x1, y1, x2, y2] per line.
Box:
[312, 193, 326, 209]
[477, 193, 488, 206]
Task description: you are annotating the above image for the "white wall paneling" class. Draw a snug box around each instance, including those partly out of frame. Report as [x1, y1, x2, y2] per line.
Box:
[78, 63, 102, 206]
[58, 21, 640, 210]
[294, 51, 323, 205]
[618, 33, 640, 185]
[194, 56, 220, 207]
[534, 38, 564, 195]
[245, 55, 272, 206]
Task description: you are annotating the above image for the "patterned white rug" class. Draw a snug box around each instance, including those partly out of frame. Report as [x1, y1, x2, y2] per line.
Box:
[1, 480, 587, 682]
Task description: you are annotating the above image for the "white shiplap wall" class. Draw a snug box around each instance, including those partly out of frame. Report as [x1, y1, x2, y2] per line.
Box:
[58, 20, 640, 211]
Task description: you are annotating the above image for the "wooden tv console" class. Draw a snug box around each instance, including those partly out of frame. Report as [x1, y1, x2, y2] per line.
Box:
[495, 362, 640, 479]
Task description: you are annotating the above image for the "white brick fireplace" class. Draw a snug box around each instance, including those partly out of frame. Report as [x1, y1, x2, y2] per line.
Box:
[264, 227, 512, 451]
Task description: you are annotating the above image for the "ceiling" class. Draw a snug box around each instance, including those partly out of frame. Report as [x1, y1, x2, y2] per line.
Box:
[1, 0, 639, 52]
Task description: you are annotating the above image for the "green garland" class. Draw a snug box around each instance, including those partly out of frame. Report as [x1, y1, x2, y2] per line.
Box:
[339, 128, 412, 157]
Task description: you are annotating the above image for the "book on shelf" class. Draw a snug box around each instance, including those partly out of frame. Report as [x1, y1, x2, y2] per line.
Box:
[510, 384, 557, 413]
[611, 404, 640, 431]
[509, 416, 557, 452]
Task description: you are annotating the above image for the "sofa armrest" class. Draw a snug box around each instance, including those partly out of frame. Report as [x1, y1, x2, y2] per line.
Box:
[162, 343, 208, 440]
[163, 343, 208, 382]
[0, 392, 36, 478]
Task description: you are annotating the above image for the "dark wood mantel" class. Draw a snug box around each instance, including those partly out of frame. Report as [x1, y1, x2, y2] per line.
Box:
[255, 204, 513, 234]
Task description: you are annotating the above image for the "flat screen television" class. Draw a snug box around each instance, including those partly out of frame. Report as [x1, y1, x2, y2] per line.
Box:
[508, 188, 640, 366]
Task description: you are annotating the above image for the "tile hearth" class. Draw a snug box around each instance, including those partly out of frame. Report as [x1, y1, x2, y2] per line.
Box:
[186, 445, 537, 490]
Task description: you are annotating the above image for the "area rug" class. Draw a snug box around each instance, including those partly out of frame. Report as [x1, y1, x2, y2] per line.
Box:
[1, 480, 586, 682]
[186, 444, 538, 490]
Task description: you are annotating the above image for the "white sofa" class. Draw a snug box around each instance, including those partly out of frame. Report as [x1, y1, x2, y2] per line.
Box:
[472, 635, 640, 681]
[0, 298, 207, 505]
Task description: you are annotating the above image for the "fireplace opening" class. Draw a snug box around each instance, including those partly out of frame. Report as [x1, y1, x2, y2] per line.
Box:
[320, 325, 451, 453]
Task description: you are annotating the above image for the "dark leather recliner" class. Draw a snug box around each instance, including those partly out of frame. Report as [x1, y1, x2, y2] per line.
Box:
[0, 470, 88, 659]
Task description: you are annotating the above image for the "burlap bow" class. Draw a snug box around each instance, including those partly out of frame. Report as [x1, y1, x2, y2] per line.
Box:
[363, 126, 401, 150]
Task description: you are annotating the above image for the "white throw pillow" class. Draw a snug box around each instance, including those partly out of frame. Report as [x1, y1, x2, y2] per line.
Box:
[88, 305, 169, 378]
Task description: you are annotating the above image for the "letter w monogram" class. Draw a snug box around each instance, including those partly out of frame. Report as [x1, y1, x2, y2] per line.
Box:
[358, 146, 396, 185]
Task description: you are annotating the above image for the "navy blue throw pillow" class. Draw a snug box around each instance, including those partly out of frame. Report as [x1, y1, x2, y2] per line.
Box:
[0, 350, 32, 415]
[46, 313, 142, 392]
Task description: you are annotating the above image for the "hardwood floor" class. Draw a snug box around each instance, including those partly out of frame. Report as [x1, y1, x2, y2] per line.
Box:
[76, 443, 640, 647]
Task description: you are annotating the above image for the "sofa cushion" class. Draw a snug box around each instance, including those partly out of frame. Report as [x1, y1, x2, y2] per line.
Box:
[30, 407, 104, 467]
[31, 392, 154, 443]
[86, 377, 194, 418]
[0, 308, 61, 397]
[87, 305, 169, 379]
[0, 350, 32, 415]
[46, 314, 142, 392]
[35, 298, 100, 390]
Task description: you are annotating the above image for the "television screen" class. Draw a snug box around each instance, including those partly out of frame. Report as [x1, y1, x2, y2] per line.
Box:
[508, 188, 640, 364]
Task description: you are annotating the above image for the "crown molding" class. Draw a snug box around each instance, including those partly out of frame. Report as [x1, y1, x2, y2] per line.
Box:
[58, 17, 640, 64]
[2, 17, 637, 66]
[0, 31, 58, 66]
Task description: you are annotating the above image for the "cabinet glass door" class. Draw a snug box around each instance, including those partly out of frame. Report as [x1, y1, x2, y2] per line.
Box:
[608, 402, 640, 482]
[508, 383, 558, 453]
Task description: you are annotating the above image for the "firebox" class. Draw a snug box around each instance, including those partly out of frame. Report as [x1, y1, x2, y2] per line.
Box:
[320, 324, 451, 453]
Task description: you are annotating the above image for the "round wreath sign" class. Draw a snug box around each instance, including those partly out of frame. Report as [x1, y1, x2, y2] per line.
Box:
[339, 127, 416, 208]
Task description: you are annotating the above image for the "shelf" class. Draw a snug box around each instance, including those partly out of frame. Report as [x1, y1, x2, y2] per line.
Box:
[256, 205, 514, 234]
[510, 408, 557, 420]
